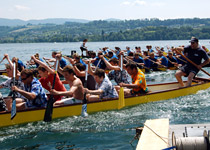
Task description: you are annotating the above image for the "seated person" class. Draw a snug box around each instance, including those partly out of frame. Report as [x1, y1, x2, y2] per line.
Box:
[50, 65, 84, 106]
[167, 52, 178, 68]
[72, 63, 96, 90]
[84, 68, 118, 102]
[157, 51, 168, 67]
[28, 53, 44, 68]
[31, 55, 66, 101]
[133, 53, 145, 69]
[0, 64, 25, 98]
[119, 63, 148, 96]
[6, 69, 47, 111]
[12, 57, 26, 72]
[44, 51, 67, 69]
[99, 55, 130, 90]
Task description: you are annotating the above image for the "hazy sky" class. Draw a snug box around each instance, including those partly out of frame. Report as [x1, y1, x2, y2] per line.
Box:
[1, 0, 210, 20]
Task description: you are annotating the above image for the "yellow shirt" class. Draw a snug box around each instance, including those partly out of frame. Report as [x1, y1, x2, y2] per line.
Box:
[131, 69, 148, 95]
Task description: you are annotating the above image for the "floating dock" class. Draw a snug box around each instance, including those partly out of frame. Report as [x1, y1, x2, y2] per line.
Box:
[136, 118, 210, 150]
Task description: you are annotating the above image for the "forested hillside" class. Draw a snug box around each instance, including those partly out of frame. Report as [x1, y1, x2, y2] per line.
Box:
[0, 18, 210, 43]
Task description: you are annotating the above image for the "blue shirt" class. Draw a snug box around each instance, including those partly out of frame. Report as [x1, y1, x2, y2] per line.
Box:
[59, 57, 67, 68]
[35, 58, 44, 68]
[18, 60, 26, 72]
[24, 78, 47, 108]
[96, 77, 118, 99]
[160, 56, 168, 67]
[167, 56, 177, 68]
[133, 57, 144, 63]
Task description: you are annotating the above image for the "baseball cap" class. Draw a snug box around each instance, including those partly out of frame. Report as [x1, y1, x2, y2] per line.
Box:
[189, 37, 199, 43]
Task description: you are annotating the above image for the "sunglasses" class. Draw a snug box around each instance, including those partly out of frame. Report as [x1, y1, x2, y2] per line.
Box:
[21, 76, 29, 81]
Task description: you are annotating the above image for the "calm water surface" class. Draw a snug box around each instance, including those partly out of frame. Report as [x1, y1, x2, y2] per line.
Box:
[0, 40, 210, 149]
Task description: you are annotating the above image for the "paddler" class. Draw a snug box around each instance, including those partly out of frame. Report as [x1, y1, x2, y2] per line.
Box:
[174, 37, 210, 87]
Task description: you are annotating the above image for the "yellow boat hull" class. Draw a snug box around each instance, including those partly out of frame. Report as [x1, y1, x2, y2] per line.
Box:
[0, 77, 210, 128]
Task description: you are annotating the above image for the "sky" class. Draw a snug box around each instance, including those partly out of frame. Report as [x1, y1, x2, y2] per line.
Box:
[0, 0, 210, 21]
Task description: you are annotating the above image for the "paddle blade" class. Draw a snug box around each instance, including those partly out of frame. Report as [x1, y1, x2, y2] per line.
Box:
[118, 87, 125, 109]
[11, 100, 16, 120]
[81, 104, 88, 117]
[43, 97, 54, 122]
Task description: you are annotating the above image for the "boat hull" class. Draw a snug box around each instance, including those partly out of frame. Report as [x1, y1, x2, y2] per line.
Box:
[0, 77, 210, 128]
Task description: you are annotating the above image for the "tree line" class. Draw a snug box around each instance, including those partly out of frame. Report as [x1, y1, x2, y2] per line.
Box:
[0, 18, 210, 43]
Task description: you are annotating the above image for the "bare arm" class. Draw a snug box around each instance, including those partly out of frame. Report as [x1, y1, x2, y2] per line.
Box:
[85, 88, 103, 95]
[12, 86, 36, 100]
[4, 54, 13, 68]
[31, 55, 55, 74]
[73, 65, 85, 77]
[99, 55, 120, 70]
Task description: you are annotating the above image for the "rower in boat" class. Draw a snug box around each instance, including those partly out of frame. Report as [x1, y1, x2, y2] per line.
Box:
[145, 52, 159, 71]
[118, 52, 148, 96]
[11, 56, 26, 72]
[68, 58, 96, 90]
[67, 53, 87, 69]
[119, 61, 148, 96]
[167, 51, 178, 68]
[157, 50, 168, 68]
[6, 69, 47, 111]
[31, 55, 67, 101]
[27, 53, 44, 68]
[99, 55, 131, 92]
[174, 37, 210, 87]
[84, 60, 118, 102]
[50, 62, 84, 106]
[44, 51, 67, 69]
[134, 46, 142, 55]
[90, 51, 107, 69]
[133, 53, 145, 69]
[0, 64, 25, 101]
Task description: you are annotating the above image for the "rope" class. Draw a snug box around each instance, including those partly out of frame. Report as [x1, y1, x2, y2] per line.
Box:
[176, 137, 208, 150]
[143, 123, 169, 145]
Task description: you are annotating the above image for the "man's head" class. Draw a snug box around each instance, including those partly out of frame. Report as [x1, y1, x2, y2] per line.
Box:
[62, 66, 75, 81]
[37, 66, 48, 78]
[126, 63, 137, 76]
[12, 57, 18, 63]
[52, 51, 61, 58]
[21, 69, 34, 85]
[108, 51, 113, 58]
[109, 58, 119, 66]
[168, 52, 173, 58]
[190, 37, 199, 49]
[134, 53, 140, 59]
[149, 52, 155, 58]
[5, 64, 12, 77]
[93, 69, 105, 84]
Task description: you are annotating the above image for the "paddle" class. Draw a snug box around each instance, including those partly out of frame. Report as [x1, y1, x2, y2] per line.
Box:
[11, 62, 16, 120]
[81, 63, 88, 117]
[176, 50, 210, 77]
[125, 56, 151, 71]
[0, 56, 5, 64]
[96, 59, 101, 69]
[43, 59, 59, 122]
[118, 55, 125, 109]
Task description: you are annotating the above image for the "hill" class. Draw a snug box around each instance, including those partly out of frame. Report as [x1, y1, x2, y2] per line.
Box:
[0, 18, 210, 43]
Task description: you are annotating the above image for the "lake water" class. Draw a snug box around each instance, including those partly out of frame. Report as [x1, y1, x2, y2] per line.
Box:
[0, 40, 210, 149]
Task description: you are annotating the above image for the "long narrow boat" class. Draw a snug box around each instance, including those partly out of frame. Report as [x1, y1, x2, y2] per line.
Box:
[0, 77, 210, 128]
[0, 69, 8, 76]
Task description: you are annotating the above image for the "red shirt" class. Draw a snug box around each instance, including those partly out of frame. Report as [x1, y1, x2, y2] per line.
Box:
[39, 73, 66, 101]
